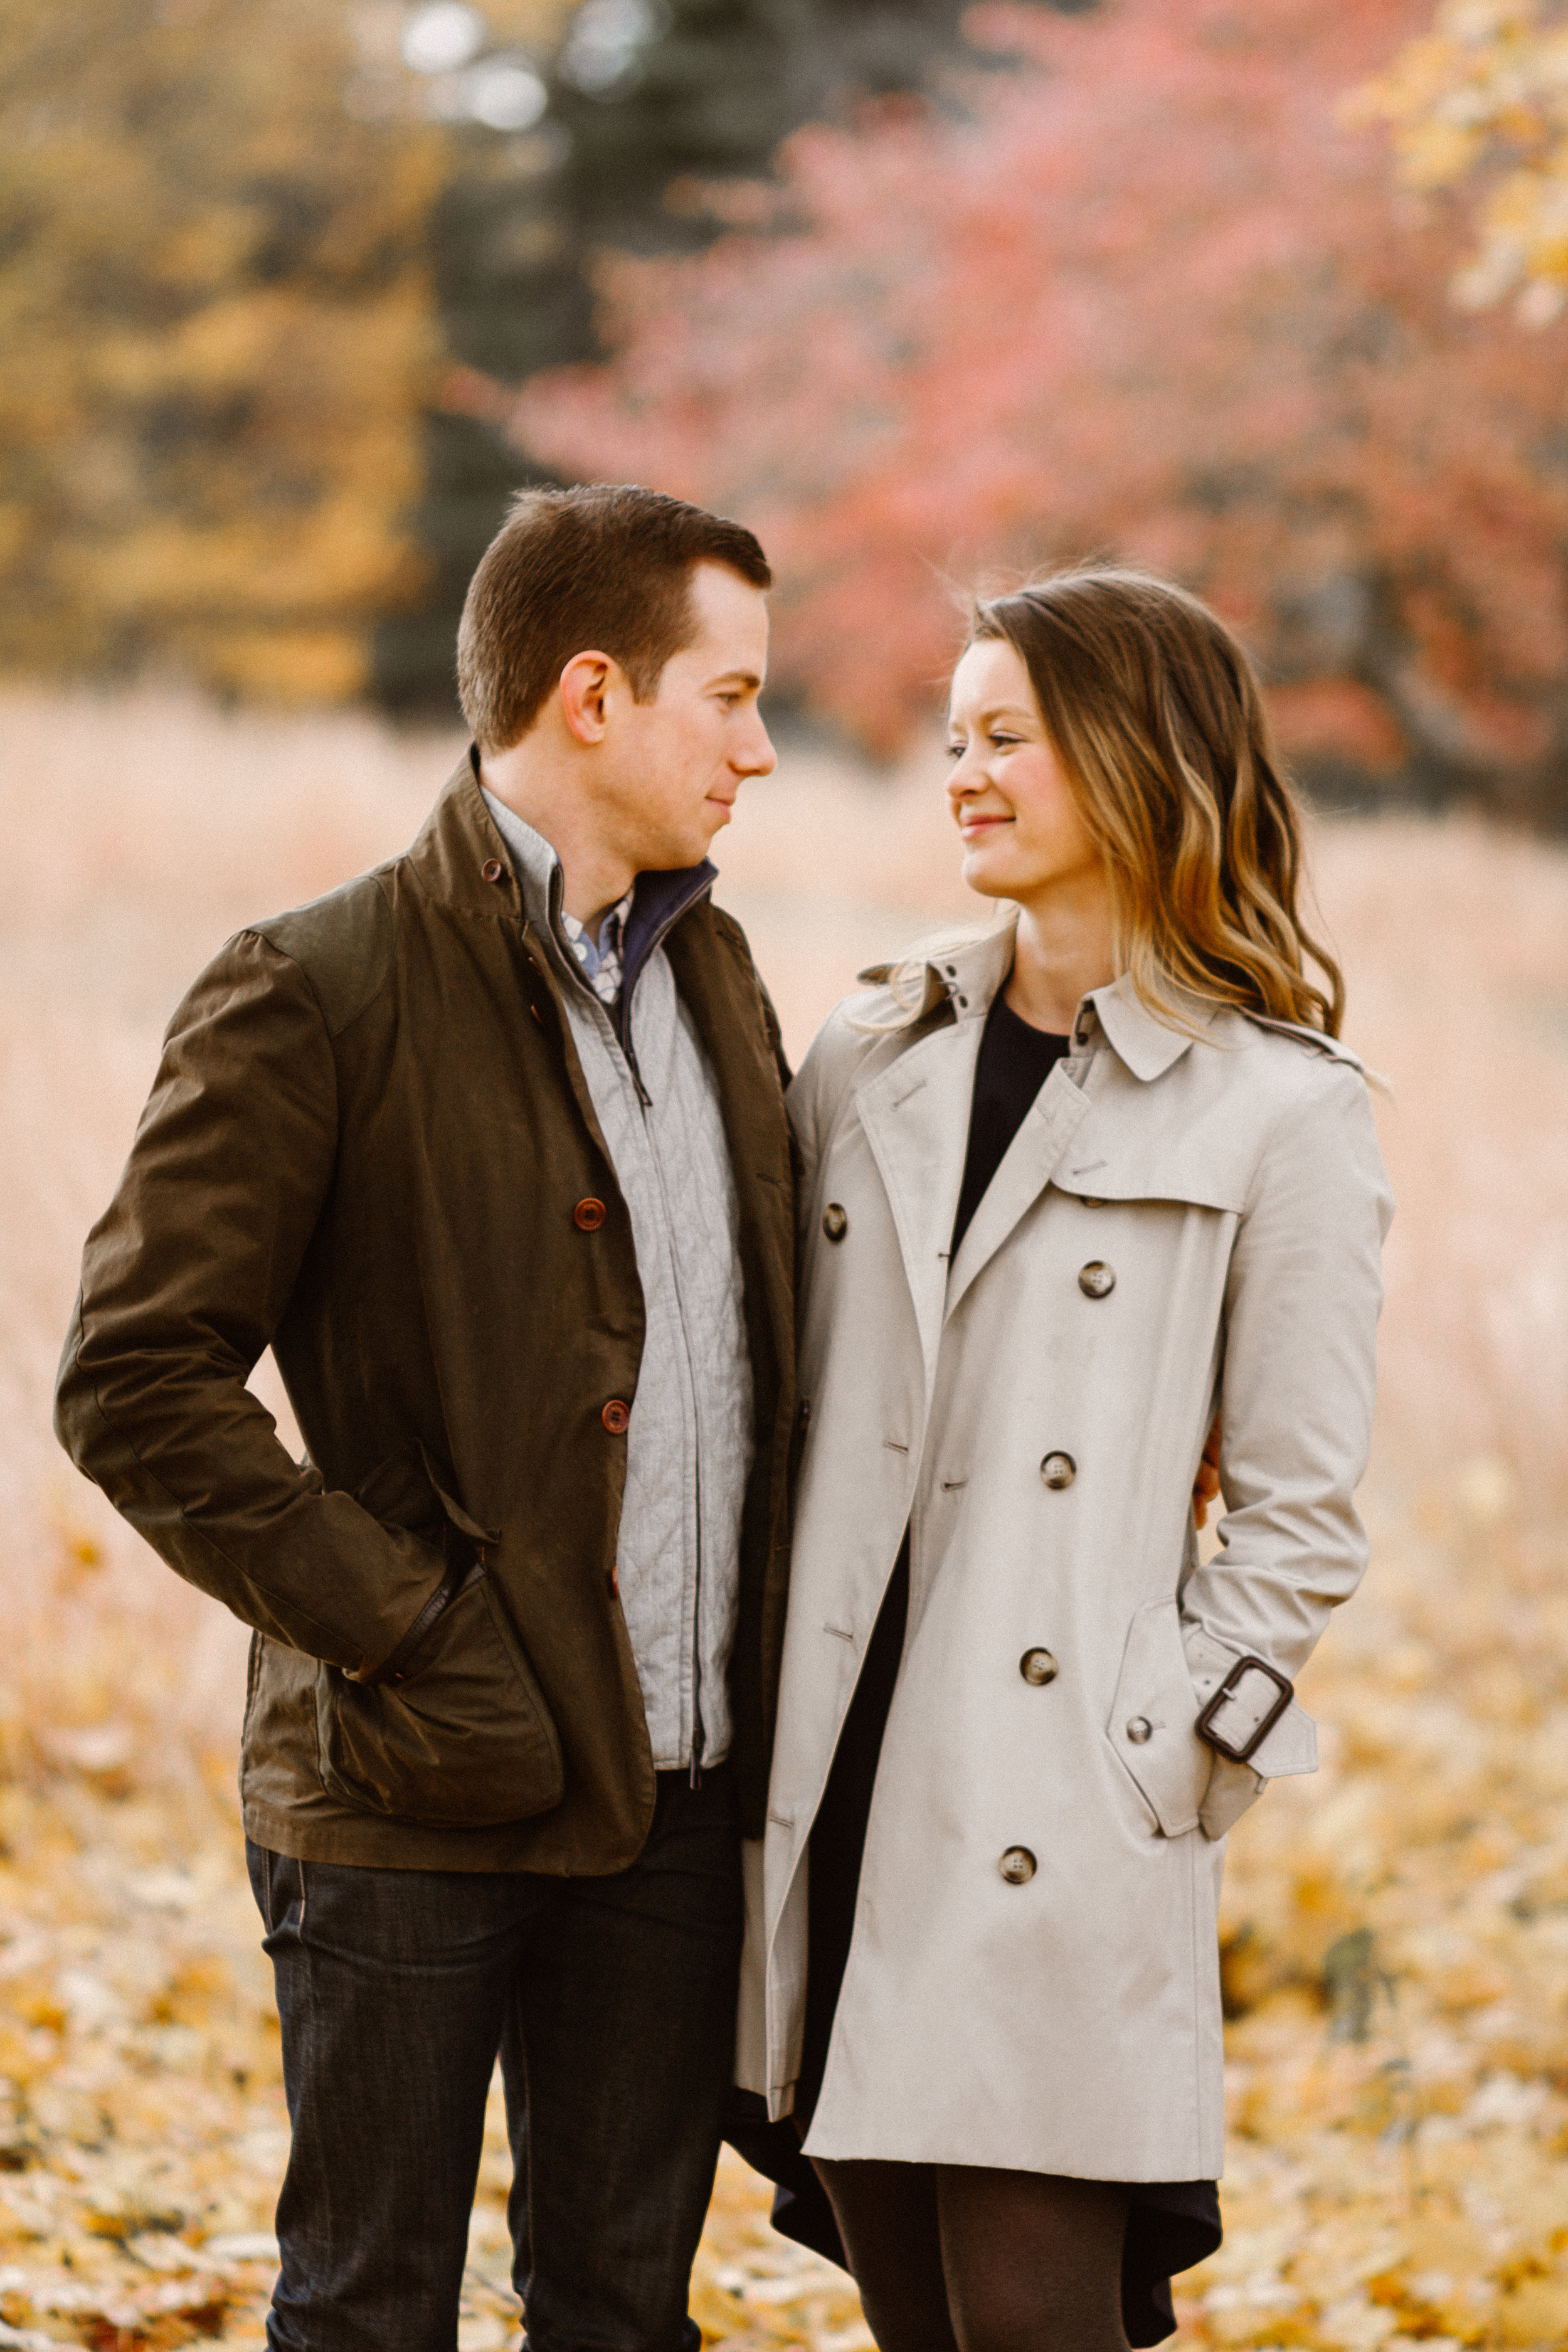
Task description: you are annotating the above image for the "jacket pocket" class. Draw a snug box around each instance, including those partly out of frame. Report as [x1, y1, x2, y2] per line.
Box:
[1104, 1597, 1212, 1838]
[315, 1571, 564, 1828]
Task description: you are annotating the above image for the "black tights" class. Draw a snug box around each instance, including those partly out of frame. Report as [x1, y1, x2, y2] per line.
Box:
[813, 2158, 1132, 2352]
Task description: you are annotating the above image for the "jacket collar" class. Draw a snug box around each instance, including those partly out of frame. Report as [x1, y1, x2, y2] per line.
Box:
[904, 919, 1212, 1083]
[446, 747, 714, 1044]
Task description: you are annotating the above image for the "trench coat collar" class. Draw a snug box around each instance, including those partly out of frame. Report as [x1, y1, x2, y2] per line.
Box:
[915, 921, 1214, 1084]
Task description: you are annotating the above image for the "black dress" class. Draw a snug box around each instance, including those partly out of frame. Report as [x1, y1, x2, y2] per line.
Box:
[725, 990, 1222, 2345]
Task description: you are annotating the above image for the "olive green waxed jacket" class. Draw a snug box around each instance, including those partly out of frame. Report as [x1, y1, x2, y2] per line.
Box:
[54, 763, 797, 1872]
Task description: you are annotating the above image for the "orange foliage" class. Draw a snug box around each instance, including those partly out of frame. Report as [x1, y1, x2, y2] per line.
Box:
[515, 0, 1568, 807]
[0, 0, 445, 703]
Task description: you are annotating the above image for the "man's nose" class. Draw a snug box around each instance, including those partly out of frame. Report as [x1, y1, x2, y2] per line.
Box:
[734, 714, 777, 779]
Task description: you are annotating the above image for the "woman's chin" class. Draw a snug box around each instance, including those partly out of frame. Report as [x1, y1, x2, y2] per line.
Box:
[959, 849, 1019, 900]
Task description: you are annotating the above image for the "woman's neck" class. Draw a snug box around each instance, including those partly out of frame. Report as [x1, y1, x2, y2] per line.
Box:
[1004, 879, 1118, 1036]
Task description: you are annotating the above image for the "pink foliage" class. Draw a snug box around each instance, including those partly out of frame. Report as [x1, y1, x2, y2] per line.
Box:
[512, 0, 1568, 781]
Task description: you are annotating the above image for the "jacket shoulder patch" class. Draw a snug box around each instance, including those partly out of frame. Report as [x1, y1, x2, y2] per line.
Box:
[252, 870, 394, 1040]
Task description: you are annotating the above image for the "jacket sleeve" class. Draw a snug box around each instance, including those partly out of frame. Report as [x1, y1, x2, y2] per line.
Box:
[1185, 1051, 1393, 1837]
[54, 930, 447, 1675]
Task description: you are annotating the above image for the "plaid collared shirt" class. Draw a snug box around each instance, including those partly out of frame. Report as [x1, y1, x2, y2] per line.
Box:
[561, 889, 634, 1007]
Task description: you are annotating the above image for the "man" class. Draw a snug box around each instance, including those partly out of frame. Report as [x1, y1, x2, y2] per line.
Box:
[54, 485, 796, 2352]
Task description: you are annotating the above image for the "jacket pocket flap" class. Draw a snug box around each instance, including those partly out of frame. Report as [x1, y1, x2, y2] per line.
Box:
[1105, 1598, 1209, 1838]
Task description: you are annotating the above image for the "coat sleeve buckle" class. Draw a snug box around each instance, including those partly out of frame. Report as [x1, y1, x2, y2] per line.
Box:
[1195, 1653, 1295, 1762]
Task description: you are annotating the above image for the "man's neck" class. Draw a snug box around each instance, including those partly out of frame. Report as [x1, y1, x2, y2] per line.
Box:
[478, 743, 635, 933]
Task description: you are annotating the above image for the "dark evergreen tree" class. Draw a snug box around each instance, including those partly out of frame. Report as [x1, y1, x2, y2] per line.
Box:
[374, 0, 1092, 714]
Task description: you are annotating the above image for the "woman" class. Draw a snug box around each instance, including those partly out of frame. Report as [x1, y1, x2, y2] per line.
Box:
[749, 569, 1392, 2350]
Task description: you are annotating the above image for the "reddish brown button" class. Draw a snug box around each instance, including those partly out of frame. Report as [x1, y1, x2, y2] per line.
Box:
[601, 1399, 631, 1435]
[575, 1197, 608, 1232]
[481, 858, 504, 882]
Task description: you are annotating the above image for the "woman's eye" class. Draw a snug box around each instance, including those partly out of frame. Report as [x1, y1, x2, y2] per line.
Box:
[945, 741, 966, 760]
[990, 732, 1020, 748]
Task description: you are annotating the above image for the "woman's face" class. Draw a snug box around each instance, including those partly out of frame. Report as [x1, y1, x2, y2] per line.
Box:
[945, 637, 1103, 906]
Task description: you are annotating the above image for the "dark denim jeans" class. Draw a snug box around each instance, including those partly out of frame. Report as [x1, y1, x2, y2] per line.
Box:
[247, 1768, 743, 2352]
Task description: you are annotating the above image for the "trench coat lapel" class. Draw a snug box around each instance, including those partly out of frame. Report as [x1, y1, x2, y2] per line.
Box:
[942, 975, 1210, 1316]
[852, 926, 1015, 1387]
[944, 1063, 1092, 1319]
[855, 1017, 982, 1391]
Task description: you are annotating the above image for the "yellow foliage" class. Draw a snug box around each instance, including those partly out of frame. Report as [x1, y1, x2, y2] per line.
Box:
[1352, 0, 1568, 319]
[0, 0, 447, 700]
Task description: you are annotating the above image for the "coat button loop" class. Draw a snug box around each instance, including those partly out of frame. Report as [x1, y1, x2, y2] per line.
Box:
[1078, 1261, 1116, 1298]
[1039, 1451, 1076, 1490]
[999, 1848, 1037, 1885]
[1020, 1648, 1058, 1685]
[481, 859, 504, 882]
[822, 1203, 849, 1241]
[1126, 1716, 1153, 1745]
[601, 1400, 631, 1435]
[574, 1197, 607, 1231]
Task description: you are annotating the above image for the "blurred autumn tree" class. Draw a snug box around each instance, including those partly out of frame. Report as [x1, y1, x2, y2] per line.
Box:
[516, 0, 1568, 819]
[1354, 0, 1568, 323]
[0, 0, 452, 704]
[376, 0, 1011, 714]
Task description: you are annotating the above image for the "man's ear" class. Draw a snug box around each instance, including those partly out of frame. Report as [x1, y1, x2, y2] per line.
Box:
[558, 651, 617, 746]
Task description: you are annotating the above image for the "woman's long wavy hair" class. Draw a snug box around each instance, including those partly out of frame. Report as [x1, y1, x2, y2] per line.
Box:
[965, 566, 1343, 1036]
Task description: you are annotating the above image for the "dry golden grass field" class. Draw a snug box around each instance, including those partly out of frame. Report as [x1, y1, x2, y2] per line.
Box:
[1, 686, 1567, 2351]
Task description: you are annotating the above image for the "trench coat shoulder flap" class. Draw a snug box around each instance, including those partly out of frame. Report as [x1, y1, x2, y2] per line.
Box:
[1107, 1597, 1318, 1842]
[1051, 985, 1369, 1214]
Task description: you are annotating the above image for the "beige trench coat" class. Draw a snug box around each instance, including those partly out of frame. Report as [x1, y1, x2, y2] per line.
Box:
[744, 921, 1392, 2182]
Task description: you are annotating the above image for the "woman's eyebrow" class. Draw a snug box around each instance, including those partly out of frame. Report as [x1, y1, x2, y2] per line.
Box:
[956, 702, 1036, 727]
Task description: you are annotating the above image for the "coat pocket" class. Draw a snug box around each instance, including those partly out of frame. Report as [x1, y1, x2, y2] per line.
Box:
[315, 1572, 564, 1828]
[1104, 1597, 1212, 1838]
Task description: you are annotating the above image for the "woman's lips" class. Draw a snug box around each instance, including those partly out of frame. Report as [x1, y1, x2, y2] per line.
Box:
[960, 814, 1011, 839]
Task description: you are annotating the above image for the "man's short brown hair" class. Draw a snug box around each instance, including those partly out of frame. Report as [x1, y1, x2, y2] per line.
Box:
[457, 482, 771, 751]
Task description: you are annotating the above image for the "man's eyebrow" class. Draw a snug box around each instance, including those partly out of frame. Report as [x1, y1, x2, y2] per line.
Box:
[707, 667, 763, 691]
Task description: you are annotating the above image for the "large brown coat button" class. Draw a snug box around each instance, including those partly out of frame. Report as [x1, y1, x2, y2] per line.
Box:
[1079, 1261, 1116, 1298]
[481, 859, 504, 882]
[822, 1203, 848, 1241]
[1020, 1648, 1058, 1685]
[601, 1399, 631, 1434]
[1039, 1451, 1076, 1490]
[999, 1848, 1037, 1884]
[574, 1198, 607, 1231]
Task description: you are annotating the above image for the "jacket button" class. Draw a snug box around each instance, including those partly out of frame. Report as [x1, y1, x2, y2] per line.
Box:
[1039, 1451, 1076, 1490]
[999, 1847, 1037, 1885]
[1078, 1261, 1116, 1298]
[1126, 1716, 1153, 1744]
[1020, 1648, 1058, 1685]
[601, 1400, 631, 1434]
[822, 1202, 849, 1241]
[481, 859, 504, 882]
[574, 1197, 608, 1231]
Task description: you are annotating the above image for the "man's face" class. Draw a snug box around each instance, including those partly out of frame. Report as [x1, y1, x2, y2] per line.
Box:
[603, 561, 776, 871]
